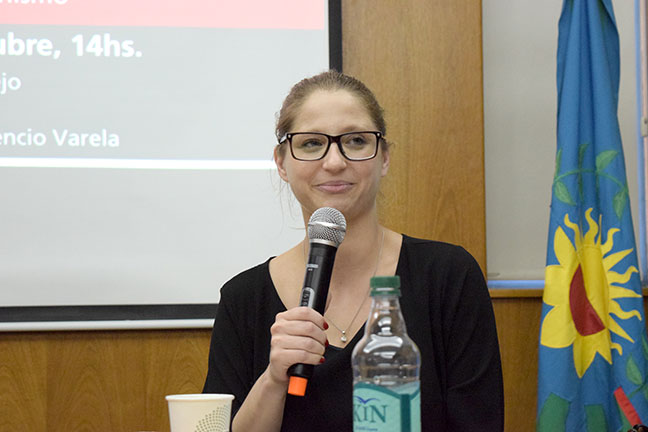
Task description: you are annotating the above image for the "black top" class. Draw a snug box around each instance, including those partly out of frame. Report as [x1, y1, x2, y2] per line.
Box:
[203, 235, 504, 431]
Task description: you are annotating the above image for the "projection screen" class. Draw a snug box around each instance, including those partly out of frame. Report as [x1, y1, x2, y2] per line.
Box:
[0, 0, 341, 329]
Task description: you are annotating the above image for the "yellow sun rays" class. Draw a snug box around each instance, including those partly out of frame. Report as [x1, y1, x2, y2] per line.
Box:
[541, 208, 641, 377]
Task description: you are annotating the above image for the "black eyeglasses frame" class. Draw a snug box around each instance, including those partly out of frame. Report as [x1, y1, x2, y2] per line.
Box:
[278, 131, 383, 161]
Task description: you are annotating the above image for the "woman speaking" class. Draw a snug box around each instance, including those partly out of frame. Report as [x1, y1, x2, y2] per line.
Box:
[203, 70, 504, 431]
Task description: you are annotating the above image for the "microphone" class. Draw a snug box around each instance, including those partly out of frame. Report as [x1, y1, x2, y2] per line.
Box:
[287, 207, 346, 397]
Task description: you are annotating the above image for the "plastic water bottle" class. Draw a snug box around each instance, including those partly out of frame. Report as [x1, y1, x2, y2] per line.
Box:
[352, 275, 421, 432]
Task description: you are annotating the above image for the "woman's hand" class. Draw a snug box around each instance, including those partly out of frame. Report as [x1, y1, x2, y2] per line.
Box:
[231, 306, 327, 432]
[266, 306, 328, 386]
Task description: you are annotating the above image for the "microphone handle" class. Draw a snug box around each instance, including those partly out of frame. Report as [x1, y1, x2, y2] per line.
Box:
[287, 242, 337, 381]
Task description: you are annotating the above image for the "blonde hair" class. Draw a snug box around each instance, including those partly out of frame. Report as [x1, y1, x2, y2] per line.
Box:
[275, 71, 387, 149]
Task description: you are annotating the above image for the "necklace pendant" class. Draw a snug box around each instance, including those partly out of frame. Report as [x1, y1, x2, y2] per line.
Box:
[340, 331, 347, 343]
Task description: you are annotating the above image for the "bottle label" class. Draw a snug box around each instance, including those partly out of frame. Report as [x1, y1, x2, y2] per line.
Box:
[353, 382, 421, 432]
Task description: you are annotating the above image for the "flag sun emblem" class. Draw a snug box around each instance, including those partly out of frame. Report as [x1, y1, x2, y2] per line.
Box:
[541, 208, 642, 378]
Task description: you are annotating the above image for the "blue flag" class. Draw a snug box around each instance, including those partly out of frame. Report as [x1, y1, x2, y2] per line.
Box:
[537, 0, 648, 430]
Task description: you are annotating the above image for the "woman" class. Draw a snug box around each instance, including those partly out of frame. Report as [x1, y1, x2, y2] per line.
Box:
[203, 71, 504, 431]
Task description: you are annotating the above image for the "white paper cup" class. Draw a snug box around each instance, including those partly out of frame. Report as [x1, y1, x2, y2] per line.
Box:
[166, 393, 234, 432]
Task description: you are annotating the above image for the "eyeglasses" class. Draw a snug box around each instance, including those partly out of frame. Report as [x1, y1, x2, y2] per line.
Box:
[279, 131, 383, 161]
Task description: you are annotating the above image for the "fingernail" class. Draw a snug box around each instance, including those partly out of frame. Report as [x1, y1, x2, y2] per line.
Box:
[324, 321, 329, 330]
[325, 339, 329, 347]
[319, 357, 326, 363]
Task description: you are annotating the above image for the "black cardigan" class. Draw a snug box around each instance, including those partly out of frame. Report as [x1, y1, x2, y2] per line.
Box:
[203, 235, 504, 431]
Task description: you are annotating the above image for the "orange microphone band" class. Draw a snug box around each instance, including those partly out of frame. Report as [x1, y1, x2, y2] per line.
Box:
[287, 376, 308, 397]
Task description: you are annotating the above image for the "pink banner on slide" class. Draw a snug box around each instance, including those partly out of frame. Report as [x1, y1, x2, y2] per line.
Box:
[0, 0, 325, 29]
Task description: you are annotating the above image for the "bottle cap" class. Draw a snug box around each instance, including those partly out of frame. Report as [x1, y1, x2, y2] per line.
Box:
[370, 275, 401, 296]
[287, 376, 308, 396]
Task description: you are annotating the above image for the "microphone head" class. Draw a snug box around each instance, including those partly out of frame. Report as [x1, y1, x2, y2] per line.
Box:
[307, 207, 346, 247]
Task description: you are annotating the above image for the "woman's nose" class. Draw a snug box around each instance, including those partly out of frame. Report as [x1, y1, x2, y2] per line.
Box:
[322, 142, 347, 169]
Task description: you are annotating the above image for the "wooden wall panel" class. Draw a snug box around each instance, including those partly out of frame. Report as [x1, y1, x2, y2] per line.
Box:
[0, 299, 548, 432]
[492, 296, 542, 431]
[0, 333, 47, 432]
[342, 0, 486, 270]
[0, 330, 211, 432]
[9, 297, 642, 431]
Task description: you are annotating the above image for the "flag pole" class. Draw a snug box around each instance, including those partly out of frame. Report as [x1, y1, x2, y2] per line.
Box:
[636, 0, 648, 286]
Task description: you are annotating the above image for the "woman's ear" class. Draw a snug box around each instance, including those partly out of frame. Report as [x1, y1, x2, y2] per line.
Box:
[274, 145, 289, 182]
[380, 145, 390, 177]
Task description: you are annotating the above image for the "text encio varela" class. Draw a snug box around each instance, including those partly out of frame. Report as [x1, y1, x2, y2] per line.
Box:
[0, 129, 120, 147]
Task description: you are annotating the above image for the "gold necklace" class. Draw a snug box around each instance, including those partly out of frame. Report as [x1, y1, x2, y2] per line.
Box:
[302, 229, 385, 343]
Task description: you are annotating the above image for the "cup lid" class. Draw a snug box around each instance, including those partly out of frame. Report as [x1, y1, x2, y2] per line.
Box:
[165, 393, 234, 401]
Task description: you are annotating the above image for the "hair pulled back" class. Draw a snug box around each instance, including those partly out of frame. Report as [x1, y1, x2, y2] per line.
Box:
[275, 70, 387, 143]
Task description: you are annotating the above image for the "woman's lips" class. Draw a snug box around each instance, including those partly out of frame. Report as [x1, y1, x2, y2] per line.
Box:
[315, 181, 353, 193]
